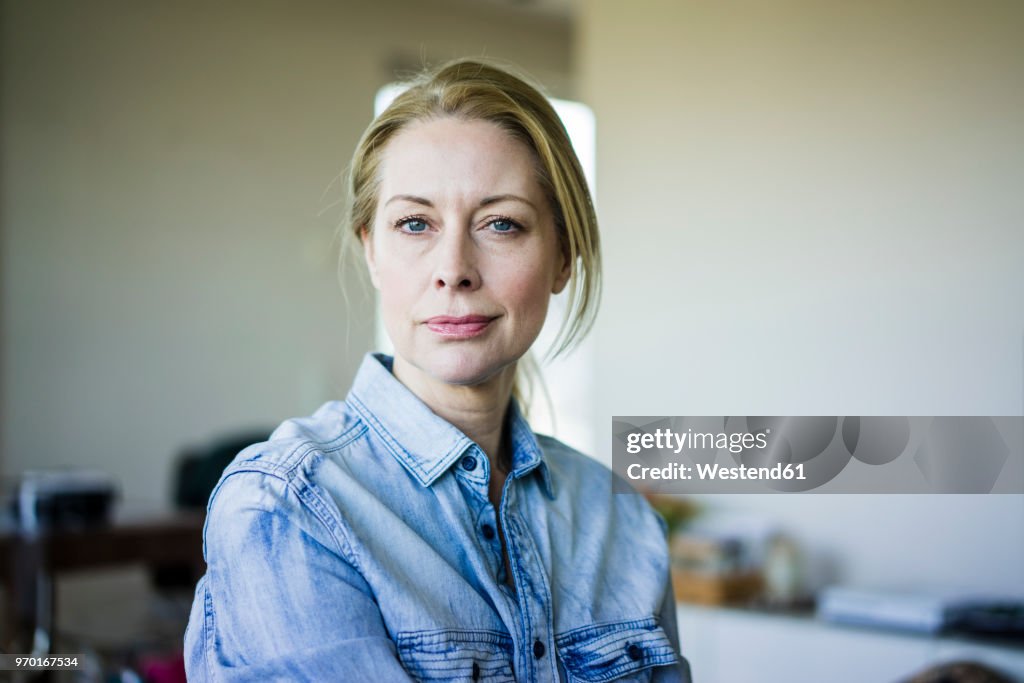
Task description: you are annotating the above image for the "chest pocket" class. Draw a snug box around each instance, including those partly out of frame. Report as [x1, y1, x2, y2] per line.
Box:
[556, 617, 678, 682]
[396, 629, 516, 683]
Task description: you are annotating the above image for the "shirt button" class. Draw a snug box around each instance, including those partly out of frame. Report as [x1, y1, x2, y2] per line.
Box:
[461, 455, 478, 471]
[627, 643, 643, 661]
[481, 523, 496, 540]
[533, 640, 546, 659]
[471, 661, 480, 680]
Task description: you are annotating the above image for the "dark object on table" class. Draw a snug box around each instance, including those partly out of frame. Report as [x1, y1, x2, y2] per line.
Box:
[904, 660, 1016, 683]
[10, 469, 116, 530]
[949, 602, 1024, 639]
[153, 430, 270, 590]
[173, 430, 271, 510]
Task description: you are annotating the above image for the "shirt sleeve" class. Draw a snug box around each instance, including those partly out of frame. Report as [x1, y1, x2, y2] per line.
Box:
[183, 469, 415, 683]
[653, 570, 694, 683]
[645, 505, 693, 683]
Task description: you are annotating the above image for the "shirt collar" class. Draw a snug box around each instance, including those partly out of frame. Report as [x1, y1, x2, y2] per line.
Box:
[347, 353, 554, 499]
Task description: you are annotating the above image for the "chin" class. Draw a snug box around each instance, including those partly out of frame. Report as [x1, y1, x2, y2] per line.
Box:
[422, 349, 516, 387]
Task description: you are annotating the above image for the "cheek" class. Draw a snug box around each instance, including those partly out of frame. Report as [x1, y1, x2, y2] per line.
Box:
[374, 262, 418, 322]
[500, 267, 553, 327]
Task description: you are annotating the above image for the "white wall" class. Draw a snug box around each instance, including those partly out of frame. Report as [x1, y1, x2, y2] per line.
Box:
[0, 0, 572, 506]
[578, 0, 1024, 596]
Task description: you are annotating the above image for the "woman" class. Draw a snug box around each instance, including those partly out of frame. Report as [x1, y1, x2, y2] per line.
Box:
[184, 59, 691, 682]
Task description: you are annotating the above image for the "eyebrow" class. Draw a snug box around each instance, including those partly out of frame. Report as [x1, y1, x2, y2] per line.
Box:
[384, 194, 434, 208]
[480, 194, 536, 210]
[383, 194, 536, 210]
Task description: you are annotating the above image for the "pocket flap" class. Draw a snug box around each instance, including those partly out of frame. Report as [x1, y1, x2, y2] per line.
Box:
[556, 617, 678, 682]
[396, 629, 516, 682]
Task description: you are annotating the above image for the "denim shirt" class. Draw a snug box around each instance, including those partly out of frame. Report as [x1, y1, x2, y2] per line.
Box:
[184, 353, 691, 682]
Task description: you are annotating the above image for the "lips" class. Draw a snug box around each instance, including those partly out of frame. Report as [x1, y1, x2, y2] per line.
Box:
[424, 315, 496, 339]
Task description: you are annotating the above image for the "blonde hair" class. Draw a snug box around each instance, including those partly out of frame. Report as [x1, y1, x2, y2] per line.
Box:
[341, 58, 601, 409]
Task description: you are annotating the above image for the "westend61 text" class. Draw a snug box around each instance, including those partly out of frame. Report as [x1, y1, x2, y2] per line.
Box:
[627, 462, 807, 481]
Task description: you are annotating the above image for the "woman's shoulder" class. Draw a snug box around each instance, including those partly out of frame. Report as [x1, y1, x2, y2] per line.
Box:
[203, 399, 368, 528]
[220, 400, 365, 481]
[202, 400, 369, 559]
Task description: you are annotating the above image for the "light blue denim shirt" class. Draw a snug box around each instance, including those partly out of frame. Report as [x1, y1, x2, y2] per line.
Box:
[184, 353, 691, 682]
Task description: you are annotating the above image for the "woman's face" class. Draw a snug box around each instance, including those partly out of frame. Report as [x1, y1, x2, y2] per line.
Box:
[363, 116, 570, 388]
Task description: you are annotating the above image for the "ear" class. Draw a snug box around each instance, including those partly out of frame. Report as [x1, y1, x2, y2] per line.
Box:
[552, 245, 571, 295]
[360, 227, 381, 289]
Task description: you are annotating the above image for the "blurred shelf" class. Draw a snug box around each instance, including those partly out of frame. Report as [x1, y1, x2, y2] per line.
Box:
[676, 601, 1024, 683]
[681, 599, 1024, 651]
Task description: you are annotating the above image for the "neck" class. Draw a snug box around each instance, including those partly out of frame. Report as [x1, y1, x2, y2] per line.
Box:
[392, 355, 516, 473]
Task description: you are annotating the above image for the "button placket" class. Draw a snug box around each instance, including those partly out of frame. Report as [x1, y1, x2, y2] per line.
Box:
[503, 508, 558, 682]
[467, 455, 505, 583]
[456, 446, 495, 527]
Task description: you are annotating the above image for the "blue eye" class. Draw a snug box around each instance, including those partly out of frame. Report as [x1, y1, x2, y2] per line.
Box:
[397, 218, 428, 233]
[489, 218, 519, 233]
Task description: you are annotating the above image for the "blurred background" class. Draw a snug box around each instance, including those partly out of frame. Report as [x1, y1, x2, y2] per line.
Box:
[1, 0, 1022, 681]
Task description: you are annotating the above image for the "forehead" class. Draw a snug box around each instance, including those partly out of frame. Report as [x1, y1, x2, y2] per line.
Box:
[377, 117, 543, 203]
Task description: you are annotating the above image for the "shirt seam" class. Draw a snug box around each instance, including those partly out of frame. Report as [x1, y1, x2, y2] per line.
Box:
[225, 415, 366, 478]
[554, 616, 663, 646]
[205, 421, 369, 568]
[202, 578, 217, 681]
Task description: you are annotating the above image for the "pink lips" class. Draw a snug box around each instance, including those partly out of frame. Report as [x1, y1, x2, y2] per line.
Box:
[424, 315, 495, 339]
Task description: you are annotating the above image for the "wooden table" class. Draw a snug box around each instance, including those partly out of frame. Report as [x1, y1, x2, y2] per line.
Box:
[0, 509, 206, 656]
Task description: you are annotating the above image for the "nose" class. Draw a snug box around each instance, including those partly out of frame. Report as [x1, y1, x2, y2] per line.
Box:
[433, 229, 481, 291]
